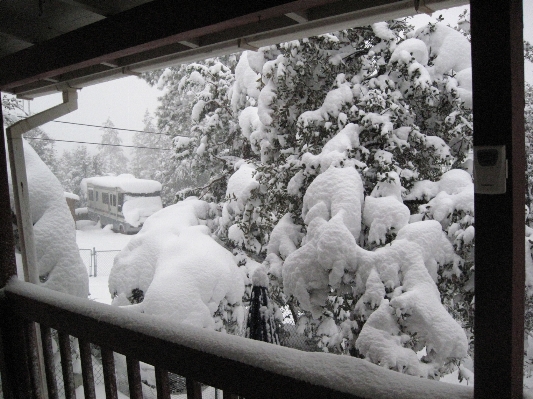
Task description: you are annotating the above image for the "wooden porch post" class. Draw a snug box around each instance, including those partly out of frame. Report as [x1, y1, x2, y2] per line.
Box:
[0, 95, 17, 288]
[0, 96, 35, 399]
[471, 1, 525, 398]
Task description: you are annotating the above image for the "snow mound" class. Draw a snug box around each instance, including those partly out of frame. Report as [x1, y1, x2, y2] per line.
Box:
[390, 38, 429, 66]
[231, 51, 262, 111]
[109, 199, 211, 299]
[413, 170, 474, 228]
[302, 166, 365, 240]
[405, 168, 472, 202]
[109, 198, 244, 330]
[414, 24, 471, 79]
[299, 123, 362, 173]
[298, 83, 354, 126]
[283, 213, 358, 318]
[140, 225, 244, 329]
[121, 196, 163, 227]
[220, 162, 259, 228]
[363, 196, 409, 246]
[9, 141, 88, 297]
[281, 166, 467, 376]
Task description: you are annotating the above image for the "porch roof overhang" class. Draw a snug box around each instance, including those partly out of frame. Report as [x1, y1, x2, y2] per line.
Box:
[0, 1, 527, 398]
[0, 0, 467, 99]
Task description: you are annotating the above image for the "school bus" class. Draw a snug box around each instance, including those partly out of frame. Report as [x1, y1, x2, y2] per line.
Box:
[83, 174, 162, 234]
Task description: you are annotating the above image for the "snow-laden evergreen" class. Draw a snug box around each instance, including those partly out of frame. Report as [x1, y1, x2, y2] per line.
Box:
[135, 17, 480, 380]
[98, 118, 129, 175]
[130, 111, 172, 183]
[57, 145, 98, 206]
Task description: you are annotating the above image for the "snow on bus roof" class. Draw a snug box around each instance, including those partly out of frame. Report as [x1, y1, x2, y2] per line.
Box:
[64, 192, 80, 201]
[82, 174, 162, 194]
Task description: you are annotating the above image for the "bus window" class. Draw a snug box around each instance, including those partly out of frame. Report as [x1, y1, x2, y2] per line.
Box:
[102, 193, 109, 205]
[95, 191, 99, 202]
[88, 190, 94, 201]
[118, 193, 123, 212]
[112, 194, 116, 207]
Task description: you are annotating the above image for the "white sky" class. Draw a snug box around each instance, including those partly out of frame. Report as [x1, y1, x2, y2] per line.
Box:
[30, 76, 161, 155]
[27, 3, 533, 158]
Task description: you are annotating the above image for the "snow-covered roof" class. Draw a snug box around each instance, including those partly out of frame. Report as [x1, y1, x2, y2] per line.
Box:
[64, 192, 80, 201]
[82, 174, 162, 194]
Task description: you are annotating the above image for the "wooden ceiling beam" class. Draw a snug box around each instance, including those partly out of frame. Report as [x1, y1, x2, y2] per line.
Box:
[56, 0, 115, 17]
[0, 0, 346, 91]
[285, 11, 309, 23]
[0, 31, 35, 47]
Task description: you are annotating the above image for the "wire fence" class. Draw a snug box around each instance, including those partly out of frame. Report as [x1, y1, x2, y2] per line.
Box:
[79, 248, 121, 277]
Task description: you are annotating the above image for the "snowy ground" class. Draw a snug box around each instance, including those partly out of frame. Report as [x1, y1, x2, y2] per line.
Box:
[76, 220, 132, 304]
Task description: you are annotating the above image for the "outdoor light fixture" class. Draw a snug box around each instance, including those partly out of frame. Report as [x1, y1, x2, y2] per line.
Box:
[473, 145, 507, 194]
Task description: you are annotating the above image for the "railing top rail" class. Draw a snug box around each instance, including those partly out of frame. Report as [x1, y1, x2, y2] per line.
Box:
[1, 280, 474, 399]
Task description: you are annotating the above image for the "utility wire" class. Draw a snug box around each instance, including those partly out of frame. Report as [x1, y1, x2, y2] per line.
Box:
[51, 120, 173, 136]
[4, 113, 192, 138]
[26, 137, 173, 151]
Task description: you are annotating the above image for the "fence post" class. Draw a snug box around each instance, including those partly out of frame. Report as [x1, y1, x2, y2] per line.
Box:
[90, 248, 93, 277]
[93, 247, 97, 277]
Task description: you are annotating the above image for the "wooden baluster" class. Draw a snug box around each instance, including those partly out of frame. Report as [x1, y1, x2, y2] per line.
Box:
[185, 379, 202, 399]
[0, 329, 13, 399]
[154, 367, 170, 399]
[40, 327, 59, 399]
[126, 357, 143, 399]
[0, 311, 33, 399]
[78, 340, 96, 399]
[100, 348, 118, 399]
[58, 332, 76, 399]
[24, 322, 43, 399]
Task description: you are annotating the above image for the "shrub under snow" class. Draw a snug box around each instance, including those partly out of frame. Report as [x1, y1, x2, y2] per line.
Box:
[109, 198, 245, 332]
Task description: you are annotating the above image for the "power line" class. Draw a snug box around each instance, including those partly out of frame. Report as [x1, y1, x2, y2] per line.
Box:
[52, 120, 174, 136]
[26, 137, 173, 151]
[4, 113, 192, 138]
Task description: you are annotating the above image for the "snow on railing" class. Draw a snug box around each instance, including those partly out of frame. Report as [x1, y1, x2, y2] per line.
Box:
[0, 280, 473, 399]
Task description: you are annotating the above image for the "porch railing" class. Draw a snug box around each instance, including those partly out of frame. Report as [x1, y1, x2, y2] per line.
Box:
[0, 280, 473, 399]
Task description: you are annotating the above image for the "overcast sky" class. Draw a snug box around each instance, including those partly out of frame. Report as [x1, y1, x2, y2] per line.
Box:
[28, 3, 533, 158]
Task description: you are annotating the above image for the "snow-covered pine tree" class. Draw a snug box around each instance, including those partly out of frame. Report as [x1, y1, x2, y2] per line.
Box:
[57, 145, 96, 206]
[142, 63, 227, 204]
[23, 127, 59, 176]
[149, 17, 478, 380]
[1, 93, 21, 127]
[98, 118, 128, 175]
[2, 94, 59, 176]
[130, 111, 171, 181]
[171, 57, 242, 203]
